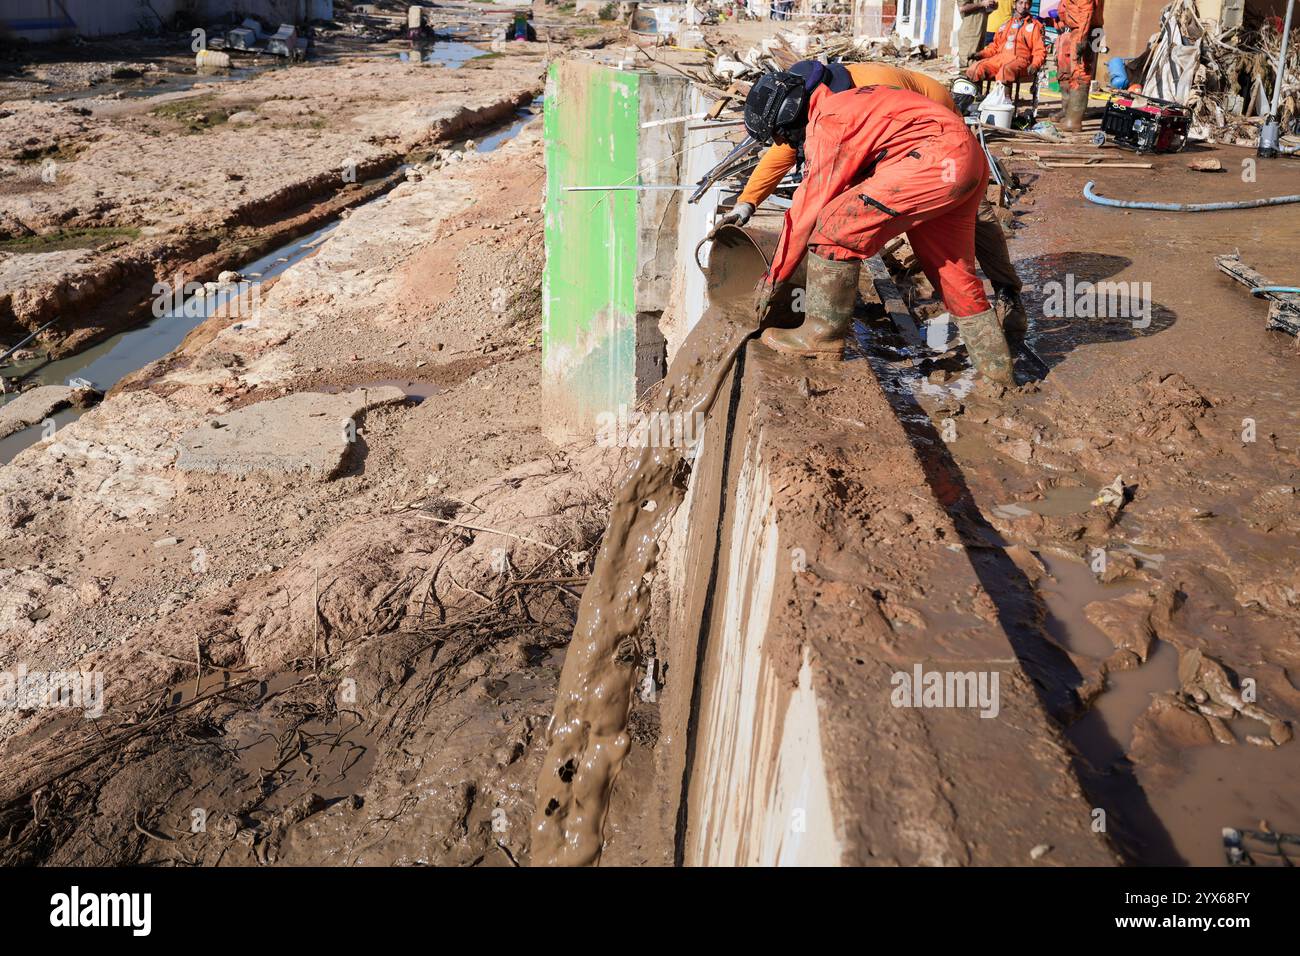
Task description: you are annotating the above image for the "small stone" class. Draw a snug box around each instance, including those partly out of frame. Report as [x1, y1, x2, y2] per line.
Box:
[153, 536, 180, 548]
[1030, 843, 1052, 860]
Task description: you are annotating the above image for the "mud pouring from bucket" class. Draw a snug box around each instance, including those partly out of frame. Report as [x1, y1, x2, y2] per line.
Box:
[529, 225, 768, 866]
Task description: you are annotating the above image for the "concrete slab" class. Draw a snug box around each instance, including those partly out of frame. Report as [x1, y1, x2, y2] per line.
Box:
[667, 344, 1119, 866]
[0, 385, 97, 440]
[175, 387, 405, 480]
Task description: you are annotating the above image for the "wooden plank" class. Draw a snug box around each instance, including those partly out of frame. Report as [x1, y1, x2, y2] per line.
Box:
[1215, 254, 1300, 336]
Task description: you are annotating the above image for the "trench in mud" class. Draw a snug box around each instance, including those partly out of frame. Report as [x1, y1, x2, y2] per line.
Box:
[855, 289, 1300, 867]
[0, 96, 541, 465]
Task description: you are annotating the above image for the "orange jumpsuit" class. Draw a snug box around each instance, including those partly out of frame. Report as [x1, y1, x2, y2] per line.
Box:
[1057, 0, 1104, 92]
[966, 16, 1047, 84]
[736, 63, 955, 209]
[767, 85, 991, 319]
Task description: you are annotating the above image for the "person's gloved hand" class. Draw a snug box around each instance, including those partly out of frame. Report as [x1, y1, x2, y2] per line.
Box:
[720, 201, 755, 228]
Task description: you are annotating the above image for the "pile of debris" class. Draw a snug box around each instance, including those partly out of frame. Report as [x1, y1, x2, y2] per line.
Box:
[704, 28, 934, 85]
[1194, 15, 1299, 144]
[1127, 0, 1299, 147]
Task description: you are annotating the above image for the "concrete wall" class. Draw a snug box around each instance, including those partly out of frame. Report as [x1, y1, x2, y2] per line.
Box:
[1, 0, 333, 42]
[661, 342, 1122, 866]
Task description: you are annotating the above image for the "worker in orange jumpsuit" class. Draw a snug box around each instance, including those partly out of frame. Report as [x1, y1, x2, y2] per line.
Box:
[724, 60, 1027, 343]
[1056, 0, 1104, 130]
[742, 73, 1014, 383]
[966, 0, 1046, 95]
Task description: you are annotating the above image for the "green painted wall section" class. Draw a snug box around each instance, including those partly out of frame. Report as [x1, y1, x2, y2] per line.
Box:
[542, 61, 641, 441]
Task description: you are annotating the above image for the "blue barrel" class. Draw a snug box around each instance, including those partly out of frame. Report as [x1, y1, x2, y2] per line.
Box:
[1107, 56, 1129, 89]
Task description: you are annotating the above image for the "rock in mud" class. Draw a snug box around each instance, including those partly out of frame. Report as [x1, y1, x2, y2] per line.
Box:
[0, 384, 100, 440]
[175, 387, 406, 479]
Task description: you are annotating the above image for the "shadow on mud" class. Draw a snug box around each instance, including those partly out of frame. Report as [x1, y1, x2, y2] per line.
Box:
[1015, 252, 1178, 380]
[851, 307, 1185, 865]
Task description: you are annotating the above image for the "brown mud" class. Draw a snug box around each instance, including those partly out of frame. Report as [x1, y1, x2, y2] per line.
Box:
[862, 144, 1300, 866]
[530, 226, 768, 865]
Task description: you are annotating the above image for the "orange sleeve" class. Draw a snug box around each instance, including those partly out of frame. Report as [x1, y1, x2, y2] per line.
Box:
[737, 143, 799, 208]
[1029, 22, 1046, 69]
[767, 112, 855, 285]
[978, 26, 1002, 58]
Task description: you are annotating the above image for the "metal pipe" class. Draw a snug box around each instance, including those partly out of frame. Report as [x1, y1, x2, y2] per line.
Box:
[0, 318, 58, 367]
[1259, 0, 1296, 156]
[1083, 180, 1300, 211]
[1270, 0, 1295, 120]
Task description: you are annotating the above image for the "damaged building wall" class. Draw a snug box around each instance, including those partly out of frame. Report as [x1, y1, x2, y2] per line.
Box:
[0, 0, 333, 42]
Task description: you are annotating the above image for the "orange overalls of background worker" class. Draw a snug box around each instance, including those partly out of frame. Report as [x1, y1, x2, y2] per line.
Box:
[1056, 0, 1104, 130]
[966, 12, 1046, 85]
[1057, 0, 1104, 92]
[766, 85, 990, 320]
[737, 63, 954, 210]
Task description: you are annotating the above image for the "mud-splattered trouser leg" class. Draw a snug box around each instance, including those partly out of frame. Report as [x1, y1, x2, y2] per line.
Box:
[1057, 29, 1098, 91]
[975, 199, 1021, 294]
[808, 131, 991, 319]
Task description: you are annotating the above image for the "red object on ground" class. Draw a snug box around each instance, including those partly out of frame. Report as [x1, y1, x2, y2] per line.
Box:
[1098, 92, 1191, 153]
[767, 85, 991, 319]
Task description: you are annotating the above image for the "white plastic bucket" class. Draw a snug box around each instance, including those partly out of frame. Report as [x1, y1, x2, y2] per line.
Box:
[982, 103, 1014, 129]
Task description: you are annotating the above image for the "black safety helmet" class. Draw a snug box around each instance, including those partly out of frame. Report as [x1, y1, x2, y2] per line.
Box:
[743, 71, 809, 146]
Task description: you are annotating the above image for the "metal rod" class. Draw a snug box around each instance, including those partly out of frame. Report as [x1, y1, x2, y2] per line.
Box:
[1269, 0, 1296, 120]
[0, 318, 58, 367]
[565, 185, 696, 191]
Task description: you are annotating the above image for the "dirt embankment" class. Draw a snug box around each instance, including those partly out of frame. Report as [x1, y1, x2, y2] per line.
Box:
[0, 125, 630, 866]
[0, 47, 546, 354]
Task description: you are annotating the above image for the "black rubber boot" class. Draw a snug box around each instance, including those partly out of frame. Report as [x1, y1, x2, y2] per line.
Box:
[994, 287, 1028, 342]
[760, 253, 859, 360]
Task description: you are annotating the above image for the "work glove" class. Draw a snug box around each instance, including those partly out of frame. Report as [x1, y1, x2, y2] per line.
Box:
[720, 202, 755, 228]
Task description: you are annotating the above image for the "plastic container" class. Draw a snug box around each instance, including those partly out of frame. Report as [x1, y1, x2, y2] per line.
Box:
[982, 103, 1015, 128]
[1107, 56, 1129, 90]
[195, 49, 231, 70]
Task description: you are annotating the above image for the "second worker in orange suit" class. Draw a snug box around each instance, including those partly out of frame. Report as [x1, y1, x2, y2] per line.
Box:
[1056, 0, 1104, 130]
[965, 0, 1046, 97]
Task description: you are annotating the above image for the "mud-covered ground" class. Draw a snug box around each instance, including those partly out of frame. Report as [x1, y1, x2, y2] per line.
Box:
[0, 105, 635, 864]
[0, 21, 573, 354]
[869, 141, 1300, 866]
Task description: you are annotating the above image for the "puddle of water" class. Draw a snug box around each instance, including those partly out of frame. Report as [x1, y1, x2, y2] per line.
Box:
[1072, 638, 1180, 751]
[35, 65, 272, 104]
[0, 218, 340, 464]
[1146, 738, 1300, 866]
[1020, 483, 1098, 517]
[1037, 551, 1134, 659]
[473, 99, 541, 153]
[398, 41, 486, 69]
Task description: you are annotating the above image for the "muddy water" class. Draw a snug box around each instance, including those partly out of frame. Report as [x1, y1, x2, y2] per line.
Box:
[530, 226, 767, 866]
[0, 219, 339, 464]
[0, 100, 545, 466]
